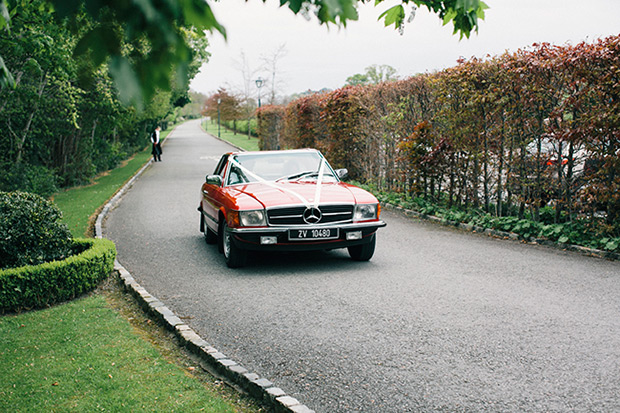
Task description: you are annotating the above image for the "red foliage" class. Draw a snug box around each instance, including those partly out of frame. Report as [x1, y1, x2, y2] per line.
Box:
[255, 35, 620, 231]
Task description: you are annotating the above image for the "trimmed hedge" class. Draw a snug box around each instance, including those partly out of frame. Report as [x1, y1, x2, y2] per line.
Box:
[257, 35, 620, 237]
[0, 238, 116, 313]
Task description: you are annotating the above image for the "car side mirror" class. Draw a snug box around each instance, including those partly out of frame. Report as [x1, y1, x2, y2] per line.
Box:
[335, 169, 348, 180]
[206, 175, 223, 186]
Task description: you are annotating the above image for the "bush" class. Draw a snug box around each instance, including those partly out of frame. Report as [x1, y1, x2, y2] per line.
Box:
[93, 139, 128, 173]
[0, 238, 116, 312]
[222, 119, 258, 137]
[0, 191, 73, 269]
[0, 163, 58, 198]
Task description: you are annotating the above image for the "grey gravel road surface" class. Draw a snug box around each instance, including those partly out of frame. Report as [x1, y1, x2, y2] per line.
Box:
[105, 119, 620, 412]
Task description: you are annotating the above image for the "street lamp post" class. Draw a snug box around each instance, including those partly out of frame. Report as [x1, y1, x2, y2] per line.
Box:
[255, 77, 264, 108]
[217, 98, 221, 138]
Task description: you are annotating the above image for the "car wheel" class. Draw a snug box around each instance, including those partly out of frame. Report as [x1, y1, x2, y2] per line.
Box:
[201, 214, 217, 244]
[222, 222, 247, 268]
[347, 233, 376, 261]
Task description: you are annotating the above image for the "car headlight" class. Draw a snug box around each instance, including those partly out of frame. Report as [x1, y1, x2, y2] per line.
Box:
[239, 210, 266, 227]
[353, 204, 378, 221]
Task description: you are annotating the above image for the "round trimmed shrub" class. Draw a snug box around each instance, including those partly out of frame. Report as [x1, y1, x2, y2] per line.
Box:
[0, 191, 73, 270]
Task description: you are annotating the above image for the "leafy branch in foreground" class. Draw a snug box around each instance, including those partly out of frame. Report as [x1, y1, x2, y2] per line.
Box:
[0, 0, 487, 105]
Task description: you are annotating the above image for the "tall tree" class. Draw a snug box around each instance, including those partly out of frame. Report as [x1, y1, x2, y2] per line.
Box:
[0, 0, 206, 193]
[203, 88, 242, 124]
[260, 44, 288, 105]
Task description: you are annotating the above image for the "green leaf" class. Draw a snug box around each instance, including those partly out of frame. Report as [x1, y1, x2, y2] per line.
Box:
[0, 1, 9, 31]
[338, 0, 359, 22]
[73, 26, 121, 66]
[284, 0, 304, 14]
[442, 9, 458, 26]
[0, 55, 15, 89]
[108, 56, 142, 107]
[558, 235, 570, 244]
[180, 0, 226, 36]
[477, 1, 489, 18]
[378, 5, 405, 28]
[605, 239, 619, 251]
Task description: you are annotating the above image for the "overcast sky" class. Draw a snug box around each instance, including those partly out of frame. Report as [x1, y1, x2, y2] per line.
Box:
[190, 0, 620, 99]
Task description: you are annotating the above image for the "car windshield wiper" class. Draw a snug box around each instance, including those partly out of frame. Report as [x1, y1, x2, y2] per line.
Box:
[276, 170, 318, 182]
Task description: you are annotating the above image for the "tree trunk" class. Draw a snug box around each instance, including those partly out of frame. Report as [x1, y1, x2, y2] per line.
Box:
[16, 72, 48, 164]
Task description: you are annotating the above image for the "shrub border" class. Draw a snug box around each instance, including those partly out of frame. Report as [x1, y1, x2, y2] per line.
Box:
[385, 203, 620, 261]
[0, 238, 117, 313]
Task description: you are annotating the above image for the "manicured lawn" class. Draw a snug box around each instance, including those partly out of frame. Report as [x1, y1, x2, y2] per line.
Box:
[0, 293, 258, 412]
[202, 120, 260, 152]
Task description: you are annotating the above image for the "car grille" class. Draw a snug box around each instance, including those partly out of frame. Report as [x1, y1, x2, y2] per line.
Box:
[267, 205, 354, 226]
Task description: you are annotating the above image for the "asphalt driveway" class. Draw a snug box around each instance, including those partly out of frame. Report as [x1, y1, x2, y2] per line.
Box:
[105, 119, 620, 412]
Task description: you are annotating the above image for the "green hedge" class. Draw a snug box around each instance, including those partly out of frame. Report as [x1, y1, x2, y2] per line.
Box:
[222, 118, 258, 137]
[0, 238, 116, 313]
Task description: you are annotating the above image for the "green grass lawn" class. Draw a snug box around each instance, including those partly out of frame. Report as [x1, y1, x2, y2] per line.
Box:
[1, 122, 263, 412]
[202, 120, 260, 152]
[0, 293, 258, 412]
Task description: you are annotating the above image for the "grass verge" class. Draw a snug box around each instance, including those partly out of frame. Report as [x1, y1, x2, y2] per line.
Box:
[0, 278, 263, 412]
[202, 120, 260, 152]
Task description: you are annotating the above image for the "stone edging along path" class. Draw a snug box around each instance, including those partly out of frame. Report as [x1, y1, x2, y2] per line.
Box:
[95, 158, 315, 413]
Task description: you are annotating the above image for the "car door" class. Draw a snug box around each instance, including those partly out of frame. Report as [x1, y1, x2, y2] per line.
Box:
[201, 154, 229, 232]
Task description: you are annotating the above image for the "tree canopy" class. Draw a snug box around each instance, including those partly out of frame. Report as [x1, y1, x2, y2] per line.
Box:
[202, 88, 243, 122]
[346, 64, 399, 86]
[0, 0, 488, 105]
[0, 0, 201, 194]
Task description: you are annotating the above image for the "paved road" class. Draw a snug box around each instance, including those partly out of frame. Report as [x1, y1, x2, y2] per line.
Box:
[105, 119, 620, 412]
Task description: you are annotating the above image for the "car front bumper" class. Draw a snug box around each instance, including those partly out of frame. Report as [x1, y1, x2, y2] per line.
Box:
[228, 220, 386, 252]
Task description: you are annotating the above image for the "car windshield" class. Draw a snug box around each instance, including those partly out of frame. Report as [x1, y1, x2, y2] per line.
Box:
[228, 151, 338, 185]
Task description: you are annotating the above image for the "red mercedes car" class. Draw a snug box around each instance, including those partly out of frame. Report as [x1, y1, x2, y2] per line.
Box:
[198, 149, 386, 268]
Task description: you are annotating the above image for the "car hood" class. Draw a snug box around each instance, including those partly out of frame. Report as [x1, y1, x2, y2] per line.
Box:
[230, 181, 376, 209]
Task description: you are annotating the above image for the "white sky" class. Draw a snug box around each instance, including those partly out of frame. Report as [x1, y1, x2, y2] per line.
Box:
[190, 0, 620, 99]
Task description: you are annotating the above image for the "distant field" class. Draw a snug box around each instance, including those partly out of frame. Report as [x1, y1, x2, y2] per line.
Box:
[202, 120, 260, 152]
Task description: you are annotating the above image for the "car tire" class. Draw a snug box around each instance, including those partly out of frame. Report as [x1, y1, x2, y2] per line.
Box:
[222, 222, 247, 268]
[347, 233, 376, 261]
[201, 214, 217, 244]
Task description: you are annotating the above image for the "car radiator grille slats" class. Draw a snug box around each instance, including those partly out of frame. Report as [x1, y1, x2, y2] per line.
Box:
[267, 205, 354, 226]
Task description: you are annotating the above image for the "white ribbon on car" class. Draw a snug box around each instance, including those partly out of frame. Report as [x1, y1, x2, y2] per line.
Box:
[229, 156, 326, 208]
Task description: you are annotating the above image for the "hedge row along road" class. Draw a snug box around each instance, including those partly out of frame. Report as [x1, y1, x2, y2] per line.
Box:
[104, 119, 620, 412]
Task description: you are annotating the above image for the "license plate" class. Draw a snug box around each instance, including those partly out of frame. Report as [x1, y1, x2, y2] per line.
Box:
[289, 228, 339, 241]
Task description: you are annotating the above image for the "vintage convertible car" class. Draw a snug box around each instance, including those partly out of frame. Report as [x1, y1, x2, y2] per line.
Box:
[198, 149, 386, 267]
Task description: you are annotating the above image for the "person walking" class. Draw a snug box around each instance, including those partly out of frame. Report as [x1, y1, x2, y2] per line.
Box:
[151, 126, 162, 162]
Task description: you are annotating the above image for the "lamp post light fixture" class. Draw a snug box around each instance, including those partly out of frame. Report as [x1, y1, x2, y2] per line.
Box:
[217, 97, 221, 138]
[255, 77, 264, 108]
